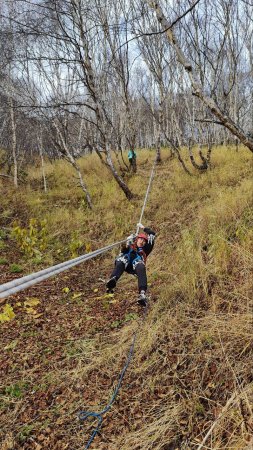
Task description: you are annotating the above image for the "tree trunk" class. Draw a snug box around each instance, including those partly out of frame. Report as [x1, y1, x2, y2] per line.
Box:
[53, 121, 93, 209]
[188, 142, 208, 171]
[148, 1, 253, 153]
[9, 97, 18, 187]
[157, 84, 165, 163]
[105, 145, 133, 199]
[38, 131, 47, 193]
[69, 155, 93, 209]
[76, 11, 134, 200]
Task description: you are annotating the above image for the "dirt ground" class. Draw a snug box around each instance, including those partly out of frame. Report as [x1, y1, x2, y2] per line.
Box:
[1, 256, 149, 450]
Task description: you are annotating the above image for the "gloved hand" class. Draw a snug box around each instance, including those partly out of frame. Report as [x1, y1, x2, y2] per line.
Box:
[137, 223, 145, 229]
[126, 233, 136, 247]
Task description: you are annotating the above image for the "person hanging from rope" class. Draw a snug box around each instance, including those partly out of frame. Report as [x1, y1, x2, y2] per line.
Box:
[106, 223, 156, 306]
[128, 148, 137, 173]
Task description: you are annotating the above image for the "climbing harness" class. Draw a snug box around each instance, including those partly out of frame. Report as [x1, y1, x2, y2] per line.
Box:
[79, 157, 157, 448]
[124, 246, 146, 266]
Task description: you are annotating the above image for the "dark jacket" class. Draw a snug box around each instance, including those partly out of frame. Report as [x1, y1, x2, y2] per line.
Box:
[138, 227, 156, 257]
[120, 227, 156, 264]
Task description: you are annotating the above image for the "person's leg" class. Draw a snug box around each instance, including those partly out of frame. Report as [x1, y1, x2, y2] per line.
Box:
[106, 256, 128, 292]
[110, 260, 125, 280]
[132, 157, 137, 173]
[134, 261, 147, 292]
[134, 261, 148, 306]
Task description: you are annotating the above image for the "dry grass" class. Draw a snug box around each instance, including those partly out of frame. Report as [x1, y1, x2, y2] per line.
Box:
[0, 145, 252, 449]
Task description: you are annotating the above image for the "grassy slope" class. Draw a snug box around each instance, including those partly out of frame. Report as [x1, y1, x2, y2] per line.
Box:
[0, 147, 252, 449]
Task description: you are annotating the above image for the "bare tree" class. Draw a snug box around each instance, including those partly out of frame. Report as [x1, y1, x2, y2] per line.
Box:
[38, 126, 47, 193]
[52, 117, 93, 208]
[146, 0, 253, 152]
[1, 0, 134, 199]
[1, 0, 252, 181]
[132, 6, 174, 162]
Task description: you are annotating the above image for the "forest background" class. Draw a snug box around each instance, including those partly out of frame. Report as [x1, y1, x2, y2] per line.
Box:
[0, 1, 253, 449]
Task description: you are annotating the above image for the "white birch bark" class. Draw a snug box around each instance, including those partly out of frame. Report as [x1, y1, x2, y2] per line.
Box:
[53, 121, 93, 209]
[9, 97, 18, 187]
[38, 131, 47, 193]
[147, 1, 253, 153]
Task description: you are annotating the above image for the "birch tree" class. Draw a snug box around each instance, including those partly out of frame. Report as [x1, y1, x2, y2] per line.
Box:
[2, 0, 134, 199]
[146, 0, 253, 152]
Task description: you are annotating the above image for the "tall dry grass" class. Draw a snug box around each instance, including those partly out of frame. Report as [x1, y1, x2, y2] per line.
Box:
[1, 145, 252, 449]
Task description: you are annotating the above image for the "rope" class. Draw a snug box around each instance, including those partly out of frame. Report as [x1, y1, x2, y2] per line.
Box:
[0, 156, 158, 300]
[136, 157, 157, 235]
[0, 240, 126, 299]
[79, 304, 148, 449]
[80, 157, 158, 448]
[0, 156, 158, 446]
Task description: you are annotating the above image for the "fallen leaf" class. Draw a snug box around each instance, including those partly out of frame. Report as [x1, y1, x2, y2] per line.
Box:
[4, 339, 18, 350]
[35, 445, 43, 450]
[25, 307, 38, 315]
[37, 434, 46, 442]
[0, 313, 11, 323]
[72, 293, 83, 299]
[0, 304, 15, 323]
[24, 297, 40, 307]
[62, 287, 70, 293]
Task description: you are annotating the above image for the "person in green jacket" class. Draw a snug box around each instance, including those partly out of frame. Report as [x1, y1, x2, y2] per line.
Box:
[128, 149, 137, 172]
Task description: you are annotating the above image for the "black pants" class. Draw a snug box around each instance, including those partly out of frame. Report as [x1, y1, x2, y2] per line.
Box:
[110, 260, 147, 292]
[129, 158, 137, 173]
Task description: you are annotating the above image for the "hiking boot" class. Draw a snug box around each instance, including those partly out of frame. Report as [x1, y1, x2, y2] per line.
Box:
[106, 276, 117, 293]
[137, 290, 148, 307]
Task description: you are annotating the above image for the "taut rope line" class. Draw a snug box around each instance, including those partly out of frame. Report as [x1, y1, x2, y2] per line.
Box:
[0, 157, 158, 300]
[79, 306, 148, 449]
[0, 240, 126, 299]
[136, 157, 157, 235]
[80, 156, 158, 448]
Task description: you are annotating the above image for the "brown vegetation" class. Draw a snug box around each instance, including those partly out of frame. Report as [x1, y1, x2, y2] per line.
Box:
[0, 147, 252, 449]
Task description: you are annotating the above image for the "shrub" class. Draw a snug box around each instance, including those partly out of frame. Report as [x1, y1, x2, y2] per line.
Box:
[0, 258, 8, 265]
[11, 218, 48, 257]
[10, 263, 23, 273]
